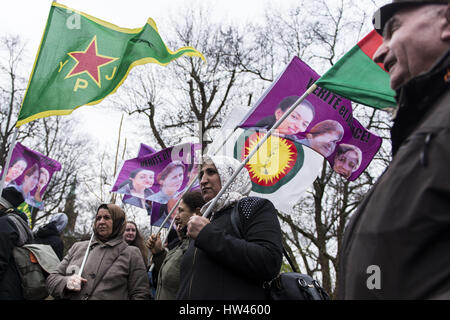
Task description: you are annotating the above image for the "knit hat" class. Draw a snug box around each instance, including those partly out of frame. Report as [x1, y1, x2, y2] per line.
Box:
[0, 186, 25, 209]
[49, 213, 69, 233]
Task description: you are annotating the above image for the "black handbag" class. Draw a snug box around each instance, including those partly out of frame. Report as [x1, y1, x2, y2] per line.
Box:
[264, 248, 330, 300]
[231, 198, 330, 300]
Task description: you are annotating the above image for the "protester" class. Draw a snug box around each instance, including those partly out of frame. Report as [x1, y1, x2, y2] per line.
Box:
[255, 96, 315, 139]
[147, 228, 179, 298]
[46, 204, 150, 300]
[147, 191, 205, 300]
[338, 0, 450, 299]
[300, 120, 344, 157]
[333, 144, 362, 179]
[176, 155, 283, 299]
[0, 186, 33, 299]
[34, 213, 68, 260]
[123, 221, 149, 268]
[4, 158, 27, 187]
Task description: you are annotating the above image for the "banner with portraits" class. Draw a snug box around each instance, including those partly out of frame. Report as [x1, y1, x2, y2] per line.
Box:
[111, 142, 201, 227]
[238, 56, 382, 181]
[0, 142, 62, 209]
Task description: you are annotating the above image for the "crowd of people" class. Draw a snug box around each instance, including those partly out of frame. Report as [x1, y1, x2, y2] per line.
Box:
[0, 153, 283, 300]
[1, 0, 450, 300]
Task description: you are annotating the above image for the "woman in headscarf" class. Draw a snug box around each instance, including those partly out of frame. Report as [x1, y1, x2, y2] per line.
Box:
[46, 204, 150, 300]
[176, 155, 283, 300]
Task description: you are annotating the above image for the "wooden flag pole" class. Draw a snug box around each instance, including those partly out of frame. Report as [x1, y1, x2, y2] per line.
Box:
[202, 84, 318, 219]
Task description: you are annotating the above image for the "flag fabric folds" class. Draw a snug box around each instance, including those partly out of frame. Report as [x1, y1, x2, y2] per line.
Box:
[315, 30, 396, 110]
[208, 106, 323, 214]
[0, 142, 62, 211]
[17, 2, 205, 127]
[111, 143, 201, 227]
[238, 56, 382, 181]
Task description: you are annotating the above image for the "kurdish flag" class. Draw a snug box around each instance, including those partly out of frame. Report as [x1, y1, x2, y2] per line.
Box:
[315, 30, 396, 110]
[17, 2, 205, 127]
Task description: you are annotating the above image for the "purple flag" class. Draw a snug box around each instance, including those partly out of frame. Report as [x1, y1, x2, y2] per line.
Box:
[111, 143, 201, 227]
[1, 142, 62, 209]
[137, 143, 157, 158]
[239, 56, 382, 181]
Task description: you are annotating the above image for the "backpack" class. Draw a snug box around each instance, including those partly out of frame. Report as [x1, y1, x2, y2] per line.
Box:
[12, 244, 61, 300]
[230, 197, 330, 300]
[7, 212, 61, 300]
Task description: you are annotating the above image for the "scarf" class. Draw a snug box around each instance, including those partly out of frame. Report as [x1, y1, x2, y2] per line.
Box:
[200, 155, 252, 217]
[93, 204, 126, 243]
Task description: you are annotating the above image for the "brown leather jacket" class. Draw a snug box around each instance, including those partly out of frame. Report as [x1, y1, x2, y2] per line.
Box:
[46, 235, 150, 300]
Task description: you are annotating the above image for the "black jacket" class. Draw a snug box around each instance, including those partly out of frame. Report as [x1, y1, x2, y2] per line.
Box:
[0, 209, 31, 300]
[176, 198, 283, 300]
[338, 49, 450, 299]
[34, 222, 64, 260]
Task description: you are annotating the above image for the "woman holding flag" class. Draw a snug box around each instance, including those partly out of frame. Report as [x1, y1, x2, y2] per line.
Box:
[46, 204, 150, 300]
[176, 155, 283, 300]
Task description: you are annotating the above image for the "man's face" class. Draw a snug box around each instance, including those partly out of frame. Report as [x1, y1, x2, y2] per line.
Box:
[374, 5, 449, 90]
[275, 104, 314, 135]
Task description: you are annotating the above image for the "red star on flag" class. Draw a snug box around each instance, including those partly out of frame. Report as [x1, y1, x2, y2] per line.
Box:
[65, 36, 117, 87]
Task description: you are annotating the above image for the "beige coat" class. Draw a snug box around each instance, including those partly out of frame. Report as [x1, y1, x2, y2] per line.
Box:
[46, 235, 150, 300]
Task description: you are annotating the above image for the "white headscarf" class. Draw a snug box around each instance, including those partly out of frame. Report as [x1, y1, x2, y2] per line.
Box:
[200, 155, 252, 217]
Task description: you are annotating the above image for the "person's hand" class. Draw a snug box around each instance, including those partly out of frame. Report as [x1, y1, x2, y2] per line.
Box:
[146, 234, 163, 254]
[66, 274, 87, 292]
[187, 216, 210, 240]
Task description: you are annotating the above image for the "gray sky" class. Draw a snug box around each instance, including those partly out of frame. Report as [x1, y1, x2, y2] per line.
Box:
[0, 0, 386, 147]
[0, 0, 302, 146]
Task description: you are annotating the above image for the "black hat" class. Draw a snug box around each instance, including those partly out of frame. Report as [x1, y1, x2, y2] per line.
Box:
[0, 186, 25, 208]
[373, 0, 450, 35]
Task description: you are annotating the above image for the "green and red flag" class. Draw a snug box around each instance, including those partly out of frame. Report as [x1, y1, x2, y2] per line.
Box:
[16, 2, 205, 127]
[315, 30, 396, 110]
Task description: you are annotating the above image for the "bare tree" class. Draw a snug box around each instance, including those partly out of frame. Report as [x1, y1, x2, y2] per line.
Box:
[0, 35, 92, 231]
[115, 6, 252, 152]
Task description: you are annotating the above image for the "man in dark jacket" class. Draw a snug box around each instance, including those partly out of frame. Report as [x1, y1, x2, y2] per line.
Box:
[338, 0, 450, 299]
[176, 155, 282, 300]
[0, 186, 33, 300]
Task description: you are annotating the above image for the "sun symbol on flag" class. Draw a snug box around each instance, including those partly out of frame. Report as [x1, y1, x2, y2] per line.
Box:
[65, 36, 118, 88]
[244, 133, 297, 187]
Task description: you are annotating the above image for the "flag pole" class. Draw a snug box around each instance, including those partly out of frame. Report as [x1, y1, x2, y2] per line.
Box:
[148, 212, 178, 273]
[0, 128, 19, 196]
[207, 126, 238, 156]
[152, 119, 203, 237]
[202, 84, 318, 219]
[78, 232, 95, 276]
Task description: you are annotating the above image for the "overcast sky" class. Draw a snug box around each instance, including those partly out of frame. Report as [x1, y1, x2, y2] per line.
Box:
[0, 0, 385, 150]
[0, 0, 302, 147]
[1, 0, 284, 55]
